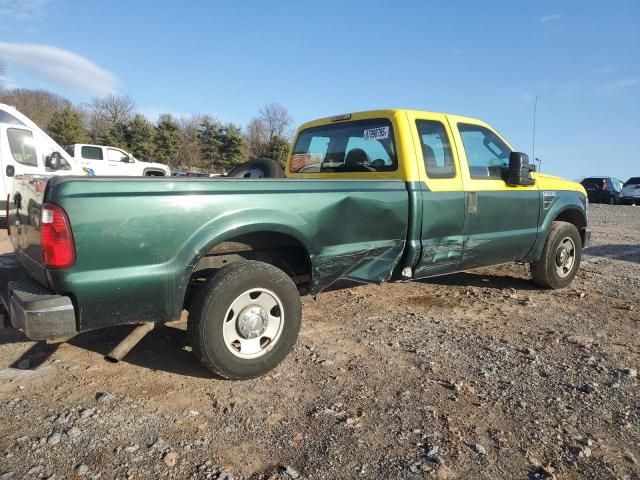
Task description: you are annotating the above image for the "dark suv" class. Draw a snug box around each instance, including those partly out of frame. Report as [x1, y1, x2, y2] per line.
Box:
[580, 176, 623, 205]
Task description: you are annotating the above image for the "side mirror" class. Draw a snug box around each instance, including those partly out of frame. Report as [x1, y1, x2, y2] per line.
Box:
[506, 152, 535, 186]
[45, 151, 63, 170]
[121, 156, 131, 163]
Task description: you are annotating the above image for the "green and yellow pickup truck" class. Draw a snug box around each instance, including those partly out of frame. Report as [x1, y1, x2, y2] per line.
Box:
[1, 109, 590, 379]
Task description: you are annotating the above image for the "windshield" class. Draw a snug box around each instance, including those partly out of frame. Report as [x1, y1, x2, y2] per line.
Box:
[290, 118, 397, 173]
[624, 177, 640, 186]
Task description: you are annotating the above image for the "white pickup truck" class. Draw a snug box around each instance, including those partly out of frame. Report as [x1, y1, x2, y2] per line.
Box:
[65, 144, 171, 176]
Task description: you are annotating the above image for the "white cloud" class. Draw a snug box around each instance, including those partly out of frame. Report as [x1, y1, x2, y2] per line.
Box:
[540, 14, 563, 23]
[139, 107, 193, 122]
[0, 0, 49, 24]
[0, 42, 118, 96]
[596, 78, 640, 94]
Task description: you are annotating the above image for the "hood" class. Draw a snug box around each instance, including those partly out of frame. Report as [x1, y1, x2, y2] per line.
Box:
[533, 172, 586, 195]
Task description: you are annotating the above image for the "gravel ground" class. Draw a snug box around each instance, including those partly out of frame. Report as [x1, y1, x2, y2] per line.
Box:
[0, 204, 638, 480]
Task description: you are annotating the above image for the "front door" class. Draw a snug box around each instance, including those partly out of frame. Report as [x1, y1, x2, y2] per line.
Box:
[450, 119, 540, 269]
[409, 113, 466, 278]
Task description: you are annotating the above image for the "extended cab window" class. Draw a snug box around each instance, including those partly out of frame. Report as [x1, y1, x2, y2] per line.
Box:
[7, 128, 38, 166]
[82, 146, 103, 160]
[416, 120, 455, 178]
[290, 119, 397, 173]
[458, 123, 511, 179]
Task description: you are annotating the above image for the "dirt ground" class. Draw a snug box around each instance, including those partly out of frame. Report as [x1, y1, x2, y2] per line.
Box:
[0, 204, 638, 480]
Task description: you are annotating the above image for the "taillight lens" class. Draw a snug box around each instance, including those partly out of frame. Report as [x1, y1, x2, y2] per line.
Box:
[41, 203, 75, 269]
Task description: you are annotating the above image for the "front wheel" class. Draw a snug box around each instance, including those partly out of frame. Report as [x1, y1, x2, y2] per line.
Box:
[188, 261, 302, 379]
[530, 221, 582, 289]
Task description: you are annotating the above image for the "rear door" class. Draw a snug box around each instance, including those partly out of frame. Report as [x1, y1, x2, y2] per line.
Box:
[79, 145, 108, 174]
[449, 118, 540, 269]
[407, 112, 465, 277]
[2, 126, 44, 195]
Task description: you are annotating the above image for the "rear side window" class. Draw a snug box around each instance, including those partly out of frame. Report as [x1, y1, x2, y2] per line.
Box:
[290, 119, 397, 173]
[7, 128, 38, 166]
[0, 110, 26, 126]
[458, 123, 511, 179]
[624, 177, 640, 186]
[81, 146, 103, 160]
[416, 120, 455, 179]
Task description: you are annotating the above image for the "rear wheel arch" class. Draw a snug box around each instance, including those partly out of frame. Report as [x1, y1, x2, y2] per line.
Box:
[185, 230, 313, 308]
[143, 168, 166, 176]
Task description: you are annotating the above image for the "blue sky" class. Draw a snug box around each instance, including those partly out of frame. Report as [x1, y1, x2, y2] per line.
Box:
[1, 0, 639, 181]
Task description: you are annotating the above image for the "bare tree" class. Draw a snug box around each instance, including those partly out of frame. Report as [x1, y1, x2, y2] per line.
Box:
[0, 88, 69, 128]
[245, 103, 292, 159]
[87, 94, 136, 143]
[0, 62, 5, 91]
[178, 114, 204, 172]
[259, 103, 292, 140]
[91, 94, 136, 124]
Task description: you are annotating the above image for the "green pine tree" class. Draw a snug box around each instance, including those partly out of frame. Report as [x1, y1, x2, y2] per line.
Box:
[154, 114, 182, 166]
[47, 104, 88, 147]
[126, 114, 156, 161]
[217, 123, 245, 167]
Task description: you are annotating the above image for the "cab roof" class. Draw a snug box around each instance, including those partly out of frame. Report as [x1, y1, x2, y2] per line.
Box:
[297, 108, 485, 131]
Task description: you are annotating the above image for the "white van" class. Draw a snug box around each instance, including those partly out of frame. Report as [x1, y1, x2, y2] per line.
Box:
[0, 103, 88, 217]
[66, 144, 171, 176]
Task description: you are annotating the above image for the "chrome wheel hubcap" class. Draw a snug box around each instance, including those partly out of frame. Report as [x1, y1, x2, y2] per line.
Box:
[222, 288, 284, 359]
[555, 237, 576, 278]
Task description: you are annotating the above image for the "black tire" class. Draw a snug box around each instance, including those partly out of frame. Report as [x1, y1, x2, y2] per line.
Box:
[188, 261, 301, 379]
[531, 221, 582, 289]
[226, 157, 285, 178]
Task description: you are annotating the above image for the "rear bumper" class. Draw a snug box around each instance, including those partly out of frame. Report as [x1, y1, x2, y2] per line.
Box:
[0, 253, 77, 340]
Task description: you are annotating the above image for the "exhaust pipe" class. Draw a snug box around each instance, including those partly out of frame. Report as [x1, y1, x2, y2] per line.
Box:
[105, 322, 155, 362]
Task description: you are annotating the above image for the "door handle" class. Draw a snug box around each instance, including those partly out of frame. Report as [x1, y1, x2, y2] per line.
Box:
[467, 192, 478, 213]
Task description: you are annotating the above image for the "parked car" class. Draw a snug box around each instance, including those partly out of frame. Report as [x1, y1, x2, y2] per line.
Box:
[580, 176, 623, 204]
[1, 109, 590, 380]
[0, 104, 89, 219]
[621, 177, 640, 205]
[65, 144, 171, 176]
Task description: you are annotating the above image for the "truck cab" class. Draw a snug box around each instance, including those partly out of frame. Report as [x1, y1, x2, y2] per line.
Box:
[65, 144, 171, 176]
[287, 109, 589, 279]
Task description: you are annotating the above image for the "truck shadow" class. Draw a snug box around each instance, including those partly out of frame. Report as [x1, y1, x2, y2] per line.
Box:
[584, 244, 640, 264]
[417, 271, 541, 290]
[1, 324, 215, 378]
[68, 323, 215, 379]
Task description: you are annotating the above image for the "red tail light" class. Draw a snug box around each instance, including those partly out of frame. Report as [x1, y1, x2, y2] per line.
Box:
[41, 203, 75, 269]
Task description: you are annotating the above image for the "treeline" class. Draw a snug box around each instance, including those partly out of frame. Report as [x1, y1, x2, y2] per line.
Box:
[0, 88, 292, 172]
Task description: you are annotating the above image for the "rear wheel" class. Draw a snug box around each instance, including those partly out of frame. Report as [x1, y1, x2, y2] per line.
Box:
[531, 221, 582, 289]
[188, 261, 301, 379]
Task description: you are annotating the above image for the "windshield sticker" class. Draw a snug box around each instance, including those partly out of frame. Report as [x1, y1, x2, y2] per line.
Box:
[363, 126, 389, 141]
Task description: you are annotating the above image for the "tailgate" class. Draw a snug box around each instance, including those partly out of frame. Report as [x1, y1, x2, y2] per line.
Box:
[8, 175, 51, 285]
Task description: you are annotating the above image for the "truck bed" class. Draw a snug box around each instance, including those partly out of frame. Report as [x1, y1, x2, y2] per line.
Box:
[9, 176, 410, 333]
